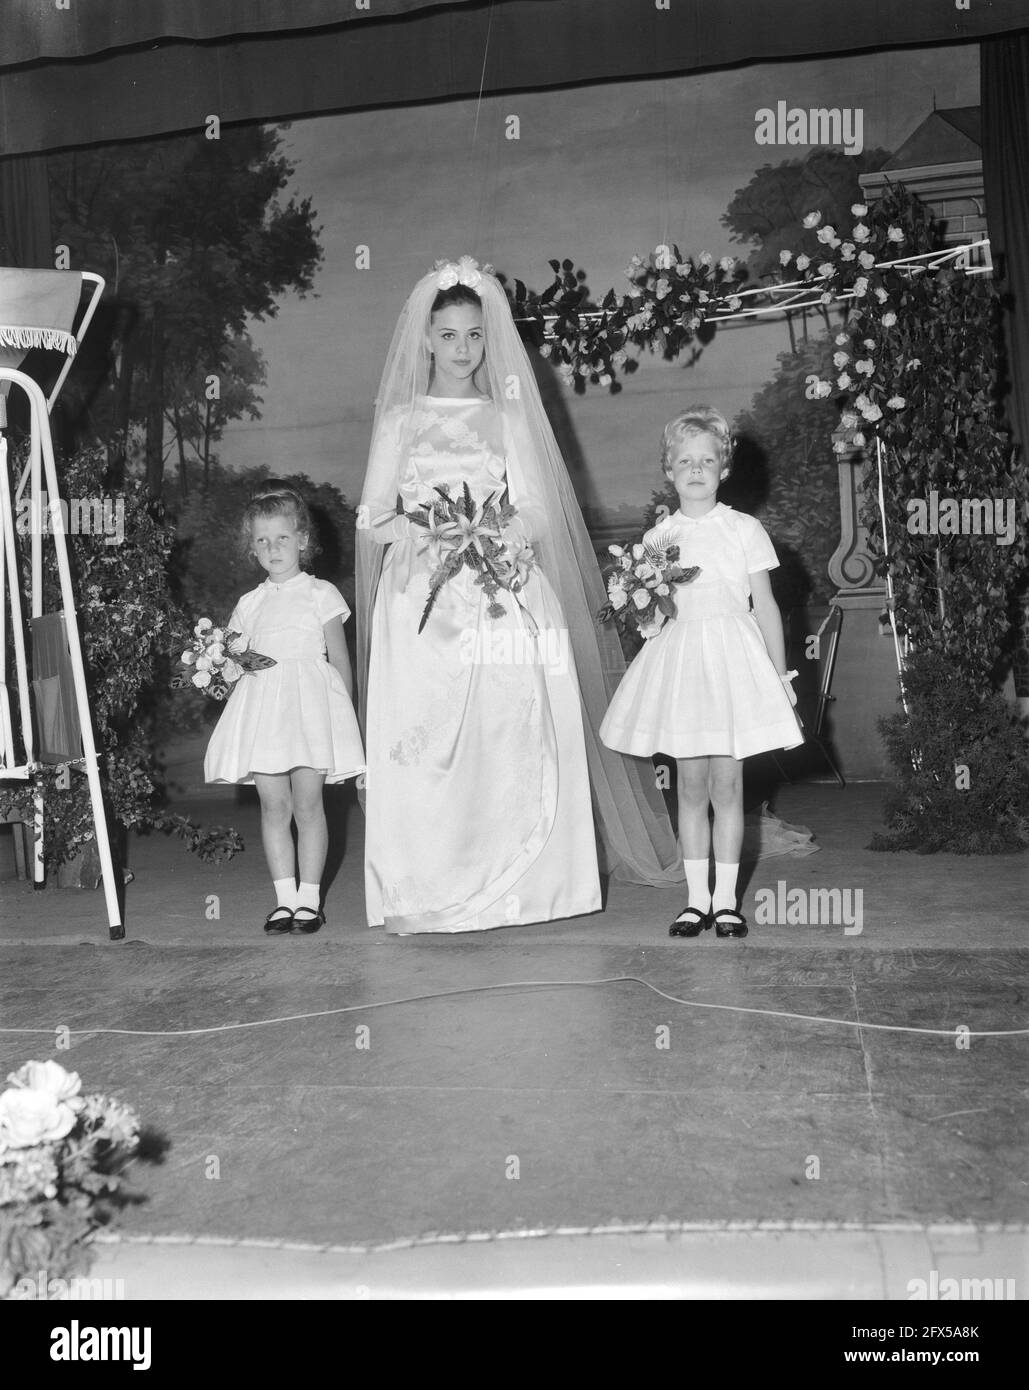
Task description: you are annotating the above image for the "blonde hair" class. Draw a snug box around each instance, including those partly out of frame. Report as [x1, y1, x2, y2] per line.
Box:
[661, 405, 734, 474]
[239, 481, 320, 565]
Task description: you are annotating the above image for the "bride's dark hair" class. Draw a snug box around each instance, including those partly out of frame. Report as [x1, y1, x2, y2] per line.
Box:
[430, 283, 482, 317]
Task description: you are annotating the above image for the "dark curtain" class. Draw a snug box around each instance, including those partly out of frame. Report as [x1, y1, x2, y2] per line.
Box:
[981, 31, 1029, 455]
[3, 0, 1029, 156]
[0, 154, 53, 268]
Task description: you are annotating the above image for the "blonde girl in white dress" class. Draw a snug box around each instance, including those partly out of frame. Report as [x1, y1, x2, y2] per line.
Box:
[204, 483, 365, 934]
[356, 257, 681, 936]
[600, 407, 803, 939]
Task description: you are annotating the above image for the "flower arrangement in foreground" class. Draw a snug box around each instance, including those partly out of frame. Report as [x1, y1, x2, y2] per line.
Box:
[0, 1060, 141, 1298]
[407, 482, 537, 634]
[172, 617, 276, 701]
[597, 528, 700, 640]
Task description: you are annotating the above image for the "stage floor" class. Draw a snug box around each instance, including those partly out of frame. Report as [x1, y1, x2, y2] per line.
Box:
[1, 782, 1026, 1298]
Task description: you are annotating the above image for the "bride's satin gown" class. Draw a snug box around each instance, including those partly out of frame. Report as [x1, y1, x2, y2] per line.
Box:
[365, 396, 601, 933]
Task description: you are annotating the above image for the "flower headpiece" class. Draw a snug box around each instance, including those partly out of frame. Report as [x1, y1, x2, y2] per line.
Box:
[432, 255, 492, 291]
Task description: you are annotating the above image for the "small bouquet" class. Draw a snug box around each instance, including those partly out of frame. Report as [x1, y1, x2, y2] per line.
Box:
[597, 529, 700, 640]
[172, 617, 276, 701]
[1, 1060, 142, 1299]
[407, 482, 537, 634]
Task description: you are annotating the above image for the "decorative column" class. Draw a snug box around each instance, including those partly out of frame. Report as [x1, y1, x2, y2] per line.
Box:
[819, 427, 900, 778]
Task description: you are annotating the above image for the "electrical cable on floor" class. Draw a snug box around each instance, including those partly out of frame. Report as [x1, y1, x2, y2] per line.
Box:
[0, 975, 1026, 1040]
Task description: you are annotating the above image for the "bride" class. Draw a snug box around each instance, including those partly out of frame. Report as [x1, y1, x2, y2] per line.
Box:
[356, 256, 679, 934]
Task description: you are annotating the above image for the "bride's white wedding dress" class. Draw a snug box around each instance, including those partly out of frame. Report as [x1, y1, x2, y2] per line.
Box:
[364, 394, 601, 934]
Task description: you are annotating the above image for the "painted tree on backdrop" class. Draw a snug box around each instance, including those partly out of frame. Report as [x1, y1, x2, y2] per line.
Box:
[48, 126, 322, 497]
[722, 148, 889, 350]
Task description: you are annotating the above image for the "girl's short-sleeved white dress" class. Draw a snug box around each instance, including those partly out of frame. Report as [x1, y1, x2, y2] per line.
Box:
[204, 571, 365, 785]
[599, 504, 804, 760]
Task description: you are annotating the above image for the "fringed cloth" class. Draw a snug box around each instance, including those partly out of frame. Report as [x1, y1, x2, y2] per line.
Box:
[0, 269, 81, 368]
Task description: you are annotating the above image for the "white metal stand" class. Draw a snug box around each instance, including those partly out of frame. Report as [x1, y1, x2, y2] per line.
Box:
[0, 270, 123, 938]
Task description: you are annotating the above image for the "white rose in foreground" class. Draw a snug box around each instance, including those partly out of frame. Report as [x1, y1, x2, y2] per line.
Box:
[220, 659, 243, 684]
[608, 544, 624, 557]
[887, 396, 907, 410]
[192, 670, 213, 689]
[858, 251, 876, 269]
[181, 650, 196, 665]
[631, 589, 651, 610]
[779, 249, 792, 266]
[632, 543, 645, 560]
[851, 203, 868, 218]
[194, 618, 212, 635]
[206, 643, 224, 663]
[0, 1086, 78, 1149]
[795, 254, 811, 271]
[7, 1059, 82, 1104]
[610, 588, 628, 610]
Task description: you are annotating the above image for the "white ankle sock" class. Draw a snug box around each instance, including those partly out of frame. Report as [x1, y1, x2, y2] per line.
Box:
[712, 862, 739, 913]
[273, 877, 298, 910]
[683, 859, 711, 912]
[296, 881, 321, 913]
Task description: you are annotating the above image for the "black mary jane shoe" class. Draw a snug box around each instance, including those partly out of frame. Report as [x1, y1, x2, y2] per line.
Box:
[669, 906, 711, 938]
[264, 907, 295, 935]
[712, 909, 749, 939]
[291, 908, 325, 935]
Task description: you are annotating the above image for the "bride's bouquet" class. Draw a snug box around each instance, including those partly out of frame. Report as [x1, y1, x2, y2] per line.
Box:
[171, 618, 276, 702]
[597, 528, 700, 640]
[407, 482, 537, 634]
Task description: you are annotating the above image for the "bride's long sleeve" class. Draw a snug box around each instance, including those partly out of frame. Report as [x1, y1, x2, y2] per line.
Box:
[361, 411, 413, 545]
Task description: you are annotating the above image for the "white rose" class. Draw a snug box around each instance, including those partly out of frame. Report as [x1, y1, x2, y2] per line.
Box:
[192, 670, 212, 689]
[860, 402, 883, 423]
[817, 262, 835, 279]
[795, 254, 811, 271]
[698, 251, 713, 267]
[719, 256, 735, 272]
[840, 243, 856, 261]
[0, 1087, 77, 1149]
[599, 374, 612, 387]
[841, 411, 858, 429]
[195, 655, 212, 671]
[632, 543, 645, 559]
[610, 588, 628, 610]
[858, 251, 876, 269]
[833, 439, 848, 454]
[852, 276, 869, 298]
[437, 265, 459, 290]
[816, 225, 837, 244]
[802, 211, 822, 229]
[833, 351, 849, 368]
[206, 643, 224, 663]
[539, 344, 551, 358]
[881, 312, 897, 328]
[181, 650, 196, 665]
[655, 277, 671, 300]
[855, 359, 874, 376]
[726, 296, 742, 312]
[220, 659, 243, 684]
[874, 288, 889, 303]
[887, 396, 906, 410]
[835, 333, 849, 346]
[194, 618, 212, 636]
[837, 372, 853, 389]
[852, 223, 871, 243]
[210, 628, 224, 643]
[655, 583, 670, 596]
[779, 249, 793, 266]
[631, 589, 651, 610]
[608, 544, 624, 557]
[851, 203, 868, 217]
[7, 1060, 82, 1104]
[887, 227, 905, 243]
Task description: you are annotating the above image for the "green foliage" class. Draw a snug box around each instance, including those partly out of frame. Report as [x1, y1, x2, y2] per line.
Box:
[0, 444, 243, 869]
[870, 649, 1029, 854]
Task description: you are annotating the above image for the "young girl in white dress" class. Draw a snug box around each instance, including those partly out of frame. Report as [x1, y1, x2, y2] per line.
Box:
[356, 256, 681, 935]
[204, 483, 365, 934]
[600, 406, 803, 939]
